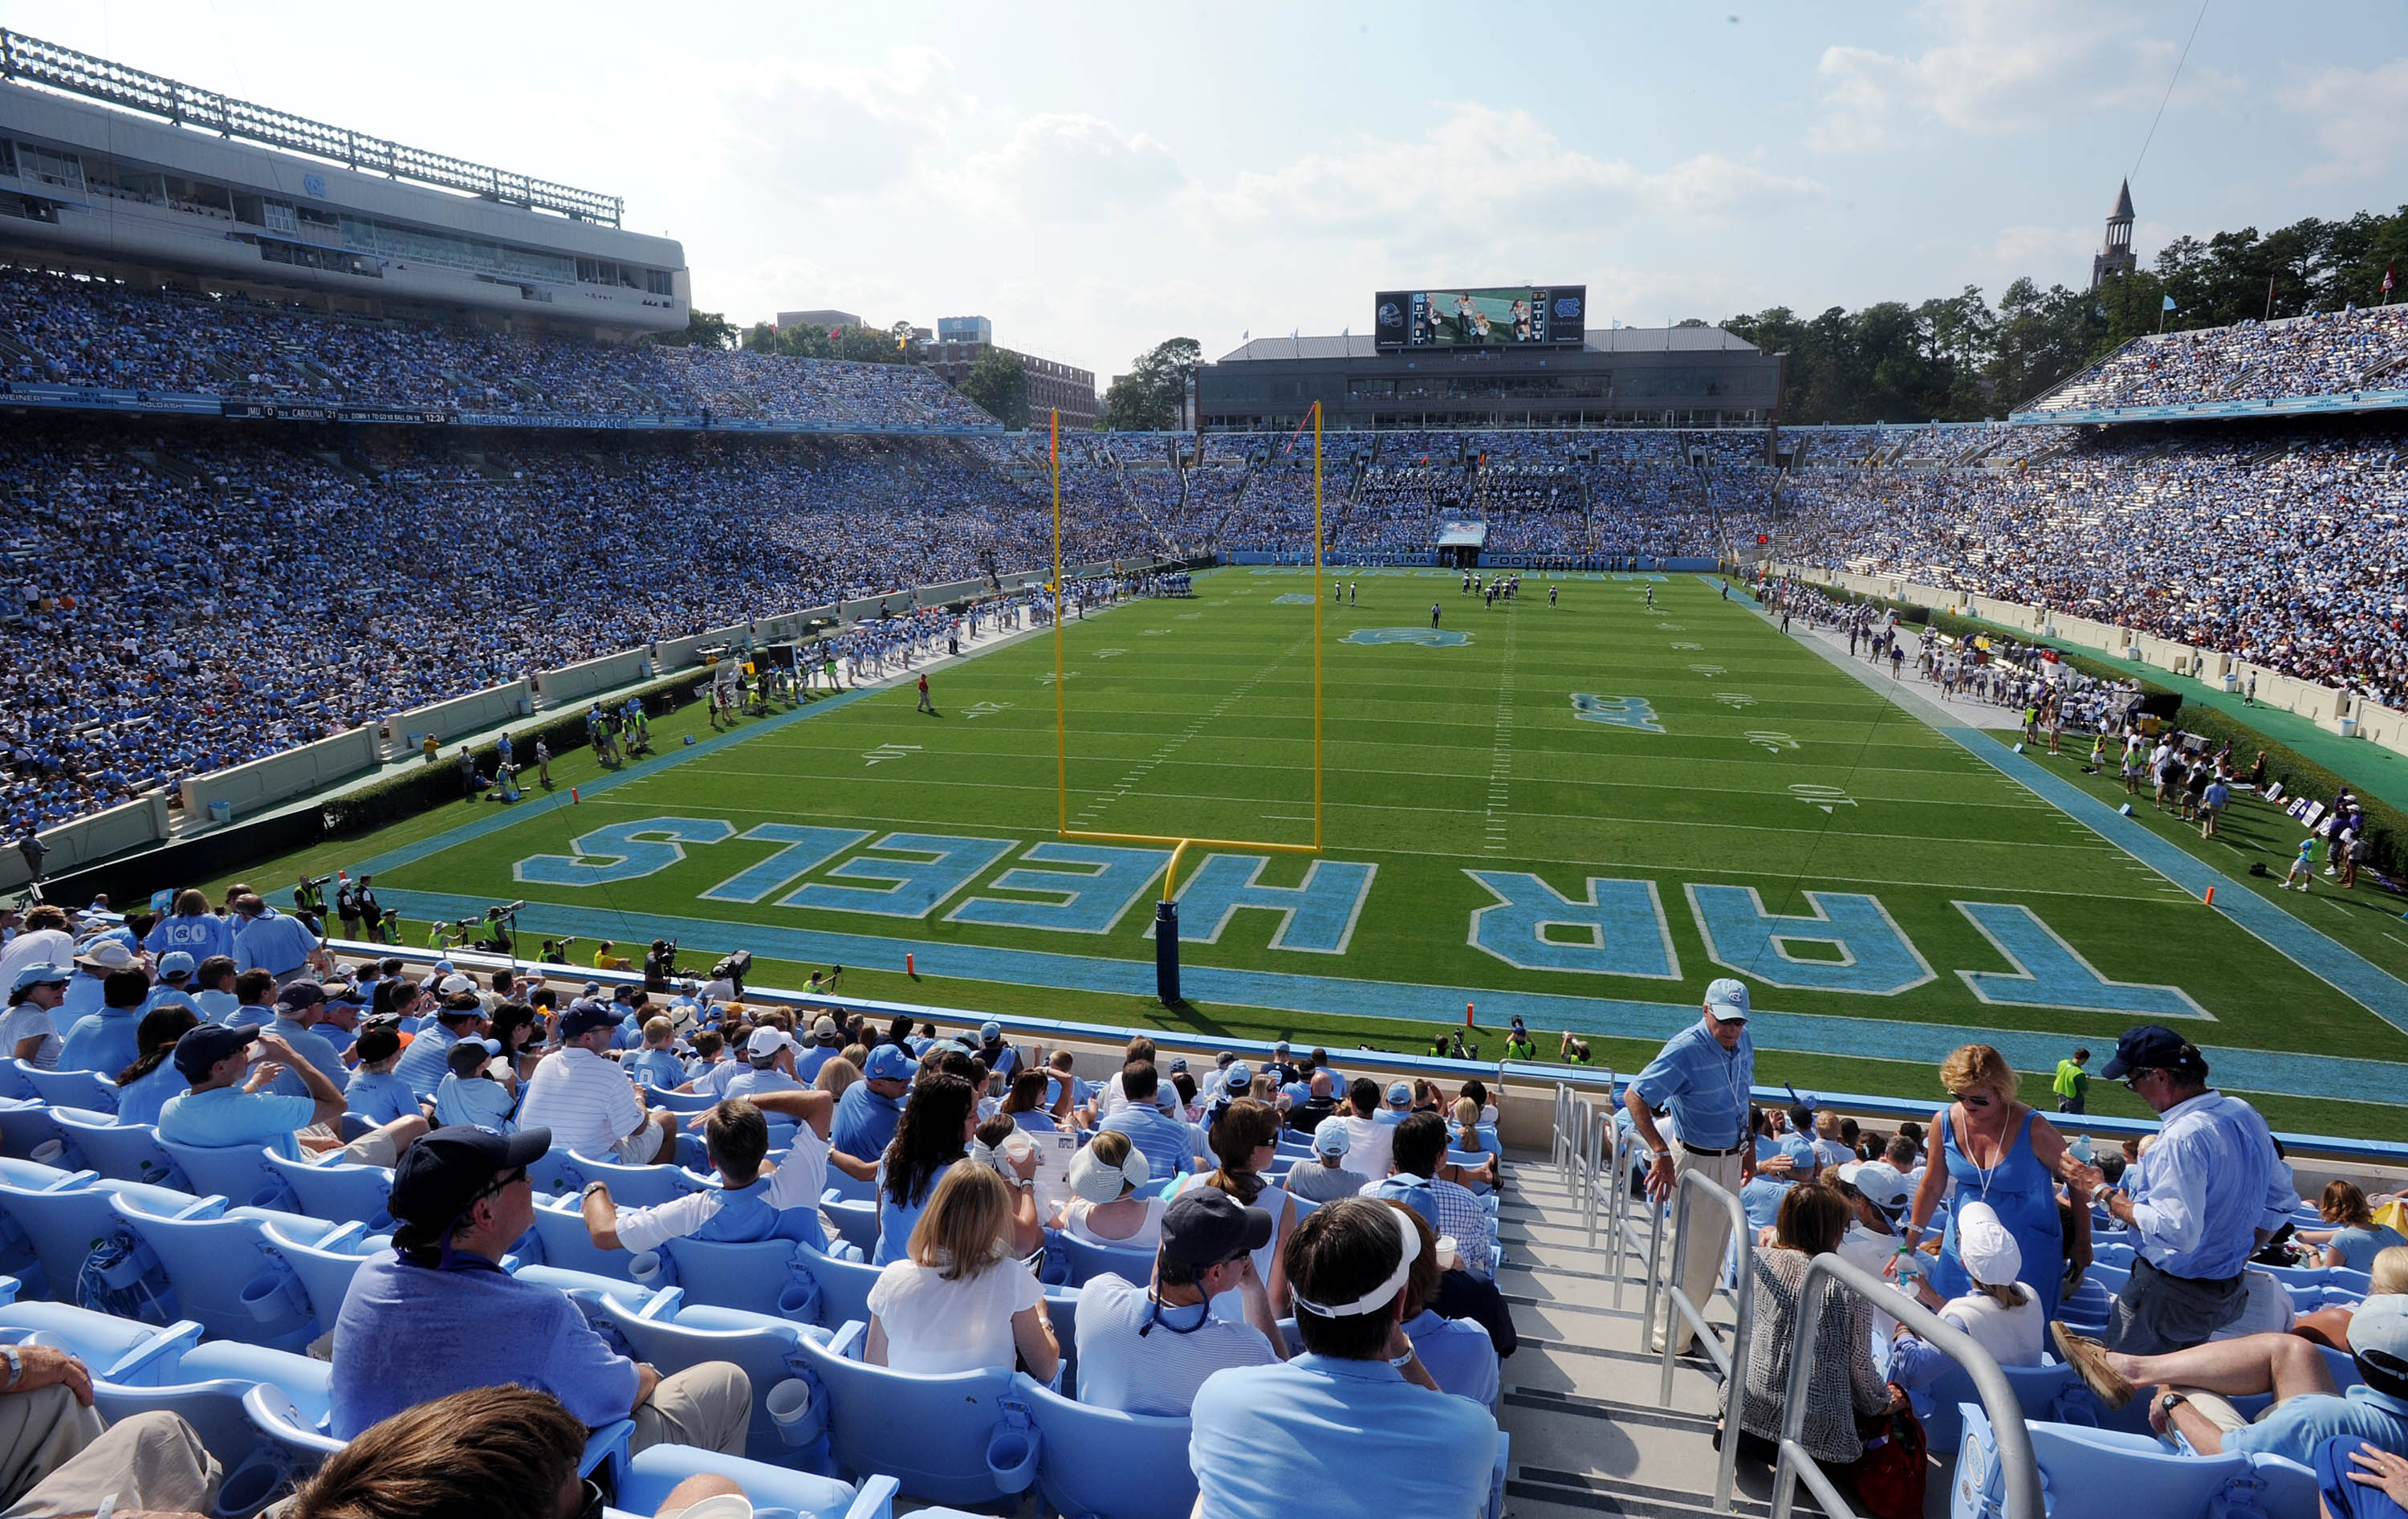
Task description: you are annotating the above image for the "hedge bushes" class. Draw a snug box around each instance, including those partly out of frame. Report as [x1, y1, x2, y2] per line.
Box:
[322, 672, 706, 835]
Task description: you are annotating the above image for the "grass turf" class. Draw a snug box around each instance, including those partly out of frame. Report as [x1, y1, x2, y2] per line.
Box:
[209, 568, 2408, 1138]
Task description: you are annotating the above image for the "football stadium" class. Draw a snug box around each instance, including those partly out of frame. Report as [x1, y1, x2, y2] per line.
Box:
[1, 15, 2406, 1519]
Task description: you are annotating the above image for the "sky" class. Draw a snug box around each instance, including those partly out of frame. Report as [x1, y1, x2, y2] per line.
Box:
[9, 0, 2406, 382]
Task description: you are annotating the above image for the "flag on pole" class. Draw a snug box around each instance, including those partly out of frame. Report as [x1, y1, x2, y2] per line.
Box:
[2162, 295, 2177, 311]
[2385, 263, 2396, 301]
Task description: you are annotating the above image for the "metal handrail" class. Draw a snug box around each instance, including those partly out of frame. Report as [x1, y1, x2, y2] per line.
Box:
[1655, 1167, 1754, 1512]
[1770, 1252, 2043, 1519]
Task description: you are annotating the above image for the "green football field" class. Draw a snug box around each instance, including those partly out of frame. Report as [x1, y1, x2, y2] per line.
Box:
[222, 568, 2408, 1139]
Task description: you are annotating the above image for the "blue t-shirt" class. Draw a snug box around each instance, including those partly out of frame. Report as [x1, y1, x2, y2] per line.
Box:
[192, 988, 242, 1025]
[1189, 1353, 1496, 1519]
[2228, 1385, 2408, 1465]
[258, 1016, 347, 1099]
[2326, 1226, 2408, 1273]
[144, 914, 234, 966]
[344, 1069, 422, 1126]
[115, 1061, 189, 1129]
[329, 1251, 640, 1438]
[873, 1159, 958, 1266]
[433, 1073, 517, 1131]
[832, 1083, 905, 1159]
[158, 1085, 315, 1161]
[1404, 1308, 1499, 1409]
[723, 1065, 803, 1102]
[58, 1007, 141, 1078]
[621, 1048, 685, 1091]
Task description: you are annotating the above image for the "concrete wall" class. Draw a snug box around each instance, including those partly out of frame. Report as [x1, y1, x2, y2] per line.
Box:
[535, 650, 652, 707]
[0, 792, 174, 890]
[386, 682, 532, 755]
[1783, 563, 2408, 760]
[180, 727, 381, 824]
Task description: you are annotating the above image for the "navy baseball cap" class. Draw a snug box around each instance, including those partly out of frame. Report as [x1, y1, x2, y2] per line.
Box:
[1158, 1186, 1273, 1269]
[388, 1125, 552, 1241]
[174, 1023, 262, 1080]
[559, 1000, 616, 1040]
[2100, 1025, 2199, 1081]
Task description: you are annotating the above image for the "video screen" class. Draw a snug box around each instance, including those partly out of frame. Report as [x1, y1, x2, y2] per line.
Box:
[1374, 287, 1584, 349]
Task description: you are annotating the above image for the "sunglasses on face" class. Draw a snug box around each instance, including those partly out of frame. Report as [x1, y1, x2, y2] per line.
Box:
[1950, 1089, 1995, 1110]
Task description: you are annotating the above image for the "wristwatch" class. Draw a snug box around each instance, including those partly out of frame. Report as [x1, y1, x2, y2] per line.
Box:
[2159, 1392, 2188, 1415]
[581, 1181, 609, 1202]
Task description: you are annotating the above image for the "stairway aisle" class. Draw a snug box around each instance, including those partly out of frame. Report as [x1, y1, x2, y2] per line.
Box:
[1495, 1160, 1808, 1519]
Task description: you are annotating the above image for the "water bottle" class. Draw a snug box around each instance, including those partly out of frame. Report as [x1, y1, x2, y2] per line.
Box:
[2071, 1133, 2094, 1165]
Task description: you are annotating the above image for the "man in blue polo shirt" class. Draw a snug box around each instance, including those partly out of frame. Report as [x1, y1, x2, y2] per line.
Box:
[1190, 1197, 1495, 1517]
[1099, 1062, 1197, 1181]
[832, 1043, 912, 1161]
[1625, 977, 1756, 1355]
[57, 967, 148, 1076]
[159, 1022, 427, 1167]
[254, 979, 351, 1098]
[229, 894, 318, 987]
[391, 998, 485, 1102]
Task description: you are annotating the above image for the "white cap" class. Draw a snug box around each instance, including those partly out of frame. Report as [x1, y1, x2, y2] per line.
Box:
[1955, 1201, 2022, 1288]
[1704, 977, 1751, 1021]
[746, 1027, 800, 1060]
[1067, 1142, 1150, 1203]
[1837, 1160, 1908, 1214]
[437, 972, 478, 997]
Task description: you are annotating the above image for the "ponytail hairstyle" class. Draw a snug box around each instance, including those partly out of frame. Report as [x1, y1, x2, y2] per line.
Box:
[116, 1005, 201, 1088]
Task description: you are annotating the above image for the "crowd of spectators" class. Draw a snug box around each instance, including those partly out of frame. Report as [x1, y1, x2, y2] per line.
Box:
[2032, 307, 2408, 413]
[0, 421, 1150, 837]
[0, 266, 994, 426]
[1766, 420, 2408, 705]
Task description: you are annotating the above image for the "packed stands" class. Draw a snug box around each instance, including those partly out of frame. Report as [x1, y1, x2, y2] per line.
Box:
[2026, 307, 2408, 415]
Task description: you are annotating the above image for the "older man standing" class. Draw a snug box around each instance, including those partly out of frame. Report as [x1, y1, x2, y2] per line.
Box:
[2064, 1025, 2294, 1354]
[1625, 977, 1757, 1355]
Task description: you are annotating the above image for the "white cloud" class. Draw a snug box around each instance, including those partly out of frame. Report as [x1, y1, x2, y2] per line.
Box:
[1811, 0, 2236, 153]
[946, 114, 1186, 222]
[2285, 58, 2408, 183]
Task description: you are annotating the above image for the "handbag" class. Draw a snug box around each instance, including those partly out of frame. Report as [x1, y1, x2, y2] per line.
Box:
[1849, 1394, 1928, 1519]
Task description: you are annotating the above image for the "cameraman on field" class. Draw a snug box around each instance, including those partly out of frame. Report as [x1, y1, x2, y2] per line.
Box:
[644, 939, 677, 994]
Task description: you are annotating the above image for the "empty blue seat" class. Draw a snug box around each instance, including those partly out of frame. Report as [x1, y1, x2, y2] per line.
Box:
[594, 1289, 830, 1467]
[648, 1089, 720, 1114]
[823, 1168, 874, 1205]
[262, 1152, 394, 1231]
[793, 1245, 882, 1332]
[820, 1193, 880, 1257]
[95, 1317, 332, 1502]
[561, 1152, 710, 1207]
[527, 1192, 637, 1281]
[1058, 1233, 1154, 1288]
[792, 1321, 1026, 1507]
[0, 1296, 178, 1366]
[47, 1110, 185, 1190]
[0, 1172, 199, 1313]
[242, 1380, 635, 1501]
[107, 1191, 322, 1351]
[20, 1065, 119, 1114]
[157, 1140, 295, 1213]
[1909, 1358, 2096, 1455]
[612, 1444, 897, 1519]
[658, 1236, 822, 1321]
[0, 1063, 35, 1102]
[1014, 1370, 1196, 1519]
[1952, 1403, 2318, 1519]
[0, 1100, 75, 1166]
[259, 1217, 388, 1333]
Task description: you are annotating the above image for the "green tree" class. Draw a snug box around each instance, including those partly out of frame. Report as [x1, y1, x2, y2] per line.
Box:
[1100, 337, 1202, 430]
[649, 307, 737, 349]
[960, 347, 1030, 430]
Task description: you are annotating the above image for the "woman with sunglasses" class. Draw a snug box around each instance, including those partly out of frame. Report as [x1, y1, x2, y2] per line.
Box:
[1900, 1044, 2085, 1320]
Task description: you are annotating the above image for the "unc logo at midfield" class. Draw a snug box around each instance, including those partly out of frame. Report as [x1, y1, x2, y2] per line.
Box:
[1342, 627, 1470, 647]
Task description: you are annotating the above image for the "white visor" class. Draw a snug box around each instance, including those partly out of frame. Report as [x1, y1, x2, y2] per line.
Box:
[1292, 1203, 1422, 1318]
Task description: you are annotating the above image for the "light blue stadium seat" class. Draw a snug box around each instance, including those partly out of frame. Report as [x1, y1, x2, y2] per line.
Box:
[259, 1217, 387, 1333]
[0, 1063, 35, 1102]
[595, 1289, 832, 1468]
[561, 1151, 711, 1207]
[19, 1064, 119, 1114]
[1058, 1233, 1154, 1288]
[157, 1139, 295, 1213]
[93, 1317, 332, 1506]
[242, 1381, 635, 1502]
[0, 1172, 198, 1313]
[0, 1158, 72, 1191]
[1910, 1357, 2096, 1455]
[793, 1320, 1027, 1507]
[527, 1192, 637, 1280]
[649, 1089, 720, 1114]
[526, 1146, 584, 1201]
[609, 1444, 898, 1519]
[0, 1099, 75, 1167]
[2092, 1240, 2136, 1267]
[47, 1110, 186, 1190]
[106, 1191, 323, 1351]
[793, 1245, 882, 1333]
[0, 1296, 177, 1366]
[1952, 1403, 2317, 1519]
[823, 1169, 874, 1205]
[2060, 1274, 2114, 1335]
[262, 1151, 394, 1231]
[657, 1236, 823, 1321]
[1014, 1371, 1196, 1519]
[820, 1194, 880, 1257]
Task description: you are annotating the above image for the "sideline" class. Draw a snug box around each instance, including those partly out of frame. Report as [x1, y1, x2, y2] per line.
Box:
[1739, 578, 2408, 1040]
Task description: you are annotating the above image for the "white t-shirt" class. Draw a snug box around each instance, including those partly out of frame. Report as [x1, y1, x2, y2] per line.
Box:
[1336, 1114, 1393, 1179]
[0, 1000, 63, 1070]
[867, 1256, 1045, 1374]
[1940, 1285, 2045, 1367]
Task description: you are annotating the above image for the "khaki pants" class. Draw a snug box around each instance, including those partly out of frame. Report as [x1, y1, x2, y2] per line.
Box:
[631, 1362, 750, 1456]
[1654, 1145, 1744, 1356]
[0, 1395, 219, 1517]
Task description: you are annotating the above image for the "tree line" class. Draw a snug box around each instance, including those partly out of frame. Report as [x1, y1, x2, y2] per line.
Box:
[1723, 202, 2408, 426]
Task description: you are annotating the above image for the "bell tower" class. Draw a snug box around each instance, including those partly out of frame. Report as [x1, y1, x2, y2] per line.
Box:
[2092, 179, 2137, 288]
